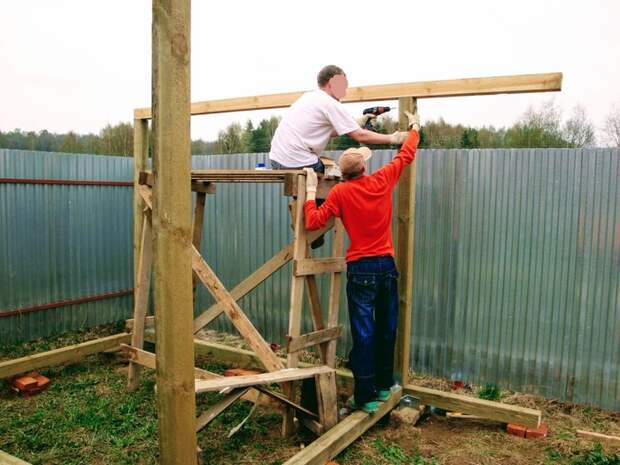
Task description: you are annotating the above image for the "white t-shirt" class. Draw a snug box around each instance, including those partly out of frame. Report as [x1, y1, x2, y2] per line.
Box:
[269, 90, 359, 167]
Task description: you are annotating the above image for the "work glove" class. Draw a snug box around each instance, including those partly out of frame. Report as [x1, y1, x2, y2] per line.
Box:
[356, 114, 377, 130]
[303, 168, 318, 193]
[404, 111, 420, 131]
[389, 131, 409, 145]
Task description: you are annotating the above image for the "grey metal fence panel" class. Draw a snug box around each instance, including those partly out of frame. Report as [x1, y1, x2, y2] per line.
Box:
[0, 149, 134, 344]
[1, 147, 618, 410]
[410, 148, 620, 410]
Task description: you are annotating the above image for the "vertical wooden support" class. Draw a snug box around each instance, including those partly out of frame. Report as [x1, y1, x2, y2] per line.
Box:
[394, 97, 417, 387]
[152, 1, 197, 464]
[325, 219, 345, 367]
[315, 371, 338, 431]
[192, 192, 207, 299]
[127, 213, 153, 390]
[283, 176, 308, 436]
[133, 118, 149, 291]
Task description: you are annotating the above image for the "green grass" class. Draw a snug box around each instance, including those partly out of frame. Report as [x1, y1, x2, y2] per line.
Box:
[372, 438, 437, 465]
[0, 325, 298, 465]
[570, 444, 620, 465]
[477, 383, 502, 401]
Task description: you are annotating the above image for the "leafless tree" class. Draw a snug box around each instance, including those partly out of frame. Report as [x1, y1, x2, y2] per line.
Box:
[603, 104, 620, 147]
[563, 105, 595, 148]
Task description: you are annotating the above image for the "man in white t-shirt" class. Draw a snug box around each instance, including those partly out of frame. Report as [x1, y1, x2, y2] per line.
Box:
[269, 65, 408, 172]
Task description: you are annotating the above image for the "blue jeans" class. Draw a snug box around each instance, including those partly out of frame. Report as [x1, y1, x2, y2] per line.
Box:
[346, 255, 399, 404]
[270, 158, 325, 174]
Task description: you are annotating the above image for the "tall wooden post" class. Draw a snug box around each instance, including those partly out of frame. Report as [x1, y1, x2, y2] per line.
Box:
[394, 97, 417, 387]
[152, 1, 197, 464]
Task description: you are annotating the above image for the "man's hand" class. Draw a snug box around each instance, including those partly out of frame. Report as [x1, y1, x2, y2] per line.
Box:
[389, 131, 409, 145]
[356, 114, 377, 130]
[304, 168, 318, 196]
[404, 111, 420, 131]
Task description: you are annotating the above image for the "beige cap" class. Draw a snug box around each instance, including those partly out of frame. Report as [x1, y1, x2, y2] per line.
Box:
[338, 146, 372, 176]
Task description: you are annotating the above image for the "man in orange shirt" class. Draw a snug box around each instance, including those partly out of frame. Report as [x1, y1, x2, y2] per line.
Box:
[303, 111, 420, 413]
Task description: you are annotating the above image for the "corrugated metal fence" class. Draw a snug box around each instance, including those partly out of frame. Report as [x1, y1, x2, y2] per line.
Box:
[1, 147, 618, 410]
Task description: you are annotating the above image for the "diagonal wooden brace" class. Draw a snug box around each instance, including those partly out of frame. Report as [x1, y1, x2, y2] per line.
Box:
[191, 245, 284, 373]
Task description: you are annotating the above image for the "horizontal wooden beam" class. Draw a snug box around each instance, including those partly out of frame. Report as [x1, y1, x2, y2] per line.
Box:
[0, 333, 131, 379]
[134, 72, 562, 120]
[195, 366, 334, 393]
[293, 258, 346, 276]
[283, 388, 402, 465]
[0, 449, 33, 465]
[140, 331, 543, 429]
[120, 344, 218, 380]
[287, 327, 343, 354]
[576, 430, 620, 444]
[403, 384, 541, 428]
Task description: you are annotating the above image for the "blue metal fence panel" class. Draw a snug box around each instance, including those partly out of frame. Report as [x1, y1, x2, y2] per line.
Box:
[0, 149, 134, 344]
[0, 147, 618, 410]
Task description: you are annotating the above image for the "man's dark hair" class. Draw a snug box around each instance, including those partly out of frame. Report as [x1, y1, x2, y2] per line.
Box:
[317, 65, 345, 87]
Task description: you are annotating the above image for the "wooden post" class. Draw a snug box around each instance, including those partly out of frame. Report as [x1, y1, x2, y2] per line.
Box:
[394, 97, 417, 387]
[192, 192, 207, 299]
[133, 118, 149, 290]
[152, 1, 197, 464]
[283, 177, 308, 436]
[127, 212, 153, 390]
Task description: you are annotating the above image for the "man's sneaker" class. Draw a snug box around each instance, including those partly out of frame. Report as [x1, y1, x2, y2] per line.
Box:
[376, 389, 392, 402]
[347, 397, 379, 414]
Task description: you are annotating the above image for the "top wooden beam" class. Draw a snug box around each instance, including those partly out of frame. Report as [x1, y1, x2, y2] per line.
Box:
[134, 72, 562, 120]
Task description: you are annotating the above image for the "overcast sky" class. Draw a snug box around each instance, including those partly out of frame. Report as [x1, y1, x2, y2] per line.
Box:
[1, 0, 618, 143]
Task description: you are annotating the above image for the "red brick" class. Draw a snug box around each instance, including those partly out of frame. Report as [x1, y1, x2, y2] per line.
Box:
[34, 374, 51, 389]
[12, 376, 38, 391]
[526, 423, 548, 439]
[507, 423, 527, 438]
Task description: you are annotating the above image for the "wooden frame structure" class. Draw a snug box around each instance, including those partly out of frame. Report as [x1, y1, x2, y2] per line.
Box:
[129, 33, 561, 461]
[0, 3, 562, 462]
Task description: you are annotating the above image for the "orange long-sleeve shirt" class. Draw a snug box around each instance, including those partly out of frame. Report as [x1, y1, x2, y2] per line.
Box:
[304, 130, 420, 262]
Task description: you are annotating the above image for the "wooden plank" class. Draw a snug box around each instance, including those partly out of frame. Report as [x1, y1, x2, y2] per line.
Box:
[294, 258, 346, 276]
[315, 371, 338, 431]
[299, 417, 324, 436]
[191, 246, 284, 373]
[127, 214, 153, 390]
[394, 97, 417, 386]
[142, 332, 542, 431]
[151, 1, 197, 463]
[282, 387, 403, 465]
[195, 388, 249, 432]
[120, 344, 218, 380]
[0, 450, 33, 465]
[195, 366, 334, 393]
[326, 219, 345, 367]
[576, 430, 620, 444]
[404, 384, 542, 428]
[133, 118, 149, 296]
[0, 333, 131, 379]
[283, 177, 309, 435]
[287, 327, 343, 354]
[138, 184, 153, 209]
[135, 73, 563, 119]
[139, 171, 216, 193]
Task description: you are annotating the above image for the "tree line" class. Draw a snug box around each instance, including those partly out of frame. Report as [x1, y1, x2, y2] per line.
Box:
[1, 100, 619, 156]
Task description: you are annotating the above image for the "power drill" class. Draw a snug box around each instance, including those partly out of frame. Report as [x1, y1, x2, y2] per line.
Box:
[361, 106, 392, 130]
